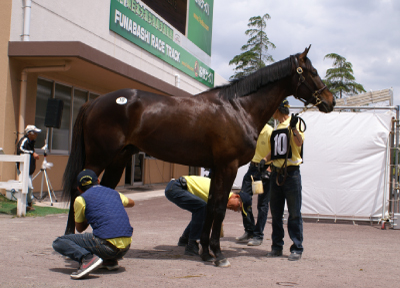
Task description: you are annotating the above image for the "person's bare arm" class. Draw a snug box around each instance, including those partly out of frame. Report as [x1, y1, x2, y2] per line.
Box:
[292, 128, 303, 147]
[125, 198, 135, 208]
[75, 220, 89, 233]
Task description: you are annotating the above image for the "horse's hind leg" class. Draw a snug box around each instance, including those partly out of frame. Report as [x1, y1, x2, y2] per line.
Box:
[100, 145, 138, 189]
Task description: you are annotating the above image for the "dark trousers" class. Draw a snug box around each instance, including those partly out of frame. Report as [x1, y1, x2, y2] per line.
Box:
[52, 233, 130, 263]
[165, 179, 207, 241]
[240, 165, 270, 240]
[269, 169, 303, 253]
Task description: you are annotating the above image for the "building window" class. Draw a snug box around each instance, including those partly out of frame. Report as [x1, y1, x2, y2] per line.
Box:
[52, 83, 71, 152]
[73, 89, 88, 125]
[34, 78, 99, 154]
[34, 78, 52, 149]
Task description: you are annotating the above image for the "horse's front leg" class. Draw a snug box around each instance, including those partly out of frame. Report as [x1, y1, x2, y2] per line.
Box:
[202, 163, 238, 267]
[200, 200, 216, 262]
[210, 198, 230, 267]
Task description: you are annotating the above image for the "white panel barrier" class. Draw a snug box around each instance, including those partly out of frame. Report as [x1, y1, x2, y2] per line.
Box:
[0, 153, 30, 217]
[299, 111, 393, 222]
[228, 108, 396, 223]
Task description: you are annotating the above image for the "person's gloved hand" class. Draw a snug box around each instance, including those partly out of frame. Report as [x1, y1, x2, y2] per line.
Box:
[258, 159, 266, 172]
[290, 113, 298, 129]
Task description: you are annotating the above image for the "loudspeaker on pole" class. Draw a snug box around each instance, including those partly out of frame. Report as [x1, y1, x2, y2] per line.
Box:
[44, 98, 64, 128]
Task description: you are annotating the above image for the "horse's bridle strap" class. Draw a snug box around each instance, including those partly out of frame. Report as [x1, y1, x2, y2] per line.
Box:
[293, 56, 326, 108]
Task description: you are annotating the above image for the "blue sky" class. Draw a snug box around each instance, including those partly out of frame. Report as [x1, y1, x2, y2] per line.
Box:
[211, 0, 400, 105]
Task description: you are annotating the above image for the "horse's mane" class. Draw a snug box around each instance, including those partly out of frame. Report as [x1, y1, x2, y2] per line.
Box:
[210, 55, 294, 99]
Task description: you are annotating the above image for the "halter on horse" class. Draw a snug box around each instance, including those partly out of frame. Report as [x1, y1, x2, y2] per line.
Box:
[62, 45, 335, 267]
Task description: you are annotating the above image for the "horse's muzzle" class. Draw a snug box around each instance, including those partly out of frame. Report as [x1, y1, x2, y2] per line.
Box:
[316, 99, 334, 113]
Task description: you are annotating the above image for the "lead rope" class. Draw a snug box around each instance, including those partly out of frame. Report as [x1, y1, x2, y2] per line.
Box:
[276, 115, 306, 186]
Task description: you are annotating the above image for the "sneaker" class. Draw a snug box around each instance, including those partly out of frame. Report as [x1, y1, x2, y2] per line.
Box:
[99, 259, 119, 271]
[288, 251, 302, 261]
[177, 236, 188, 247]
[236, 232, 253, 243]
[247, 238, 263, 246]
[266, 250, 283, 258]
[70, 255, 103, 279]
[184, 240, 199, 256]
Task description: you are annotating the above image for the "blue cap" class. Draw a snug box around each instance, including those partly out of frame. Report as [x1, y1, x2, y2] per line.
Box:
[77, 169, 98, 191]
[280, 99, 290, 108]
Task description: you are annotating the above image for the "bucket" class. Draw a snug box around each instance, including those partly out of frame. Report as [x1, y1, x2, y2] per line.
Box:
[251, 175, 264, 194]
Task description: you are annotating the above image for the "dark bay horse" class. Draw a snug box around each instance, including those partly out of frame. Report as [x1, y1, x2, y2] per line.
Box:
[62, 46, 335, 267]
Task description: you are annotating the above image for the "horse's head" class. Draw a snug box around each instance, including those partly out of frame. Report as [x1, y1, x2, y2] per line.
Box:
[291, 45, 335, 112]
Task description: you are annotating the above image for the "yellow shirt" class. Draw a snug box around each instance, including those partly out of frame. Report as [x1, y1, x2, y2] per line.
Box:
[252, 123, 273, 164]
[74, 192, 132, 249]
[183, 176, 233, 202]
[184, 176, 211, 202]
[271, 117, 304, 168]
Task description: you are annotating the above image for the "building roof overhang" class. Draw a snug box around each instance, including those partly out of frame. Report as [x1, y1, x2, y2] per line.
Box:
[8, 41, 192, 97]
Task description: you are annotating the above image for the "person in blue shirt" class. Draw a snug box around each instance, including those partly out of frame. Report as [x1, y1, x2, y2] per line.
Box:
[52, 169, 135, 279]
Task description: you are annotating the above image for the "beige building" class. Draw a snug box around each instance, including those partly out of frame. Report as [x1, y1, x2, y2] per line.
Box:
[0, 0, 225, 192]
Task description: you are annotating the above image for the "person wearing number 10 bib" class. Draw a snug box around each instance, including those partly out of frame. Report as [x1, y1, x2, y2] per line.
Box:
[263, 99, 304, 261]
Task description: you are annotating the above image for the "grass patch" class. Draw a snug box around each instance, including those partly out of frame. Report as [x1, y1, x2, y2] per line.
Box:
[0, 194, 69, 217]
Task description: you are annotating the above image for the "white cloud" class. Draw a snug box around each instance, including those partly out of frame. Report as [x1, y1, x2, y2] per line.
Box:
[211, 0, 400, 104]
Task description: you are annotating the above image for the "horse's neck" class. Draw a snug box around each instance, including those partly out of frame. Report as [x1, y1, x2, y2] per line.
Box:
[239, 79, 292, 132]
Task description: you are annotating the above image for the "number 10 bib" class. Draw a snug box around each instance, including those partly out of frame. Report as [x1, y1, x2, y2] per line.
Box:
[270, 128, 292, 160]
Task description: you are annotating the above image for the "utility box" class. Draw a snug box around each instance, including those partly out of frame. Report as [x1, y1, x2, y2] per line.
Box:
[393, 213, 400, 230]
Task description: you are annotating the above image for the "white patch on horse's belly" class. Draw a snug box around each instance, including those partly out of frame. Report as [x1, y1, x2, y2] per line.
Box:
[116, 97, 128, 105]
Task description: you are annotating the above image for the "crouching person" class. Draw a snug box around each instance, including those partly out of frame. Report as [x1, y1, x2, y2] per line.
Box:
[53, 169, 135, 279]
[165, 175, 251, 257]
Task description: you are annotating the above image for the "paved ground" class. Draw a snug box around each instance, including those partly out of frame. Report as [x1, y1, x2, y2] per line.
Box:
[1, 185, 400, 288]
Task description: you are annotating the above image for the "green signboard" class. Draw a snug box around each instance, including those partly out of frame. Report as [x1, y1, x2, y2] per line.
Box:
[187, 0, 214, 56]
[110, 0, 214, 88]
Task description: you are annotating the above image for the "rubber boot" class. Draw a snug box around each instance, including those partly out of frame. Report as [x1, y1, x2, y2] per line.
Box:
[177, 235, 188, 247]
[184, 240, 199, 256]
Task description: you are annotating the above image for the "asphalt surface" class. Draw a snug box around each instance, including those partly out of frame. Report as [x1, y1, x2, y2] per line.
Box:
[1, 185, 400, 288]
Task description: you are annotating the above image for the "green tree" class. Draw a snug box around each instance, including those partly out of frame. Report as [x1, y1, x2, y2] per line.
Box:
[228, 13, 276, 79]
[323, 53, 366, 99]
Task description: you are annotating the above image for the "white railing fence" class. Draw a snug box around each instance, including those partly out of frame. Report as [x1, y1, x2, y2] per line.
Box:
[0, 153, 30, 217]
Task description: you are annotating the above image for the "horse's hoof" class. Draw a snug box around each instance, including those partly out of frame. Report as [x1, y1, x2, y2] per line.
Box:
[201, 253, 216, 262]
[215, 258, 231, 268]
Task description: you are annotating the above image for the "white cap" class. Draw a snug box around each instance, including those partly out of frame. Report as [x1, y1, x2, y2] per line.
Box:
[25, 125, 41, 134]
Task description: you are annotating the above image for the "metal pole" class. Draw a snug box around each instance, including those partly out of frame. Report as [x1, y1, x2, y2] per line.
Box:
[40, 171, 45, 200]
[389, 116, 395, 217]
[43, 170, 53, 206]
[395, 106, 400, 213]
[291, 105, 399, 111]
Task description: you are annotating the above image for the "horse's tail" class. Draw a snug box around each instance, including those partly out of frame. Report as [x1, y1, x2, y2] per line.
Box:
[61, 101, 91, 203]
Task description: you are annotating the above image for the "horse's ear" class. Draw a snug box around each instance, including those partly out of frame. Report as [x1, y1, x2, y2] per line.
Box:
[299, 44, 312, 62]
